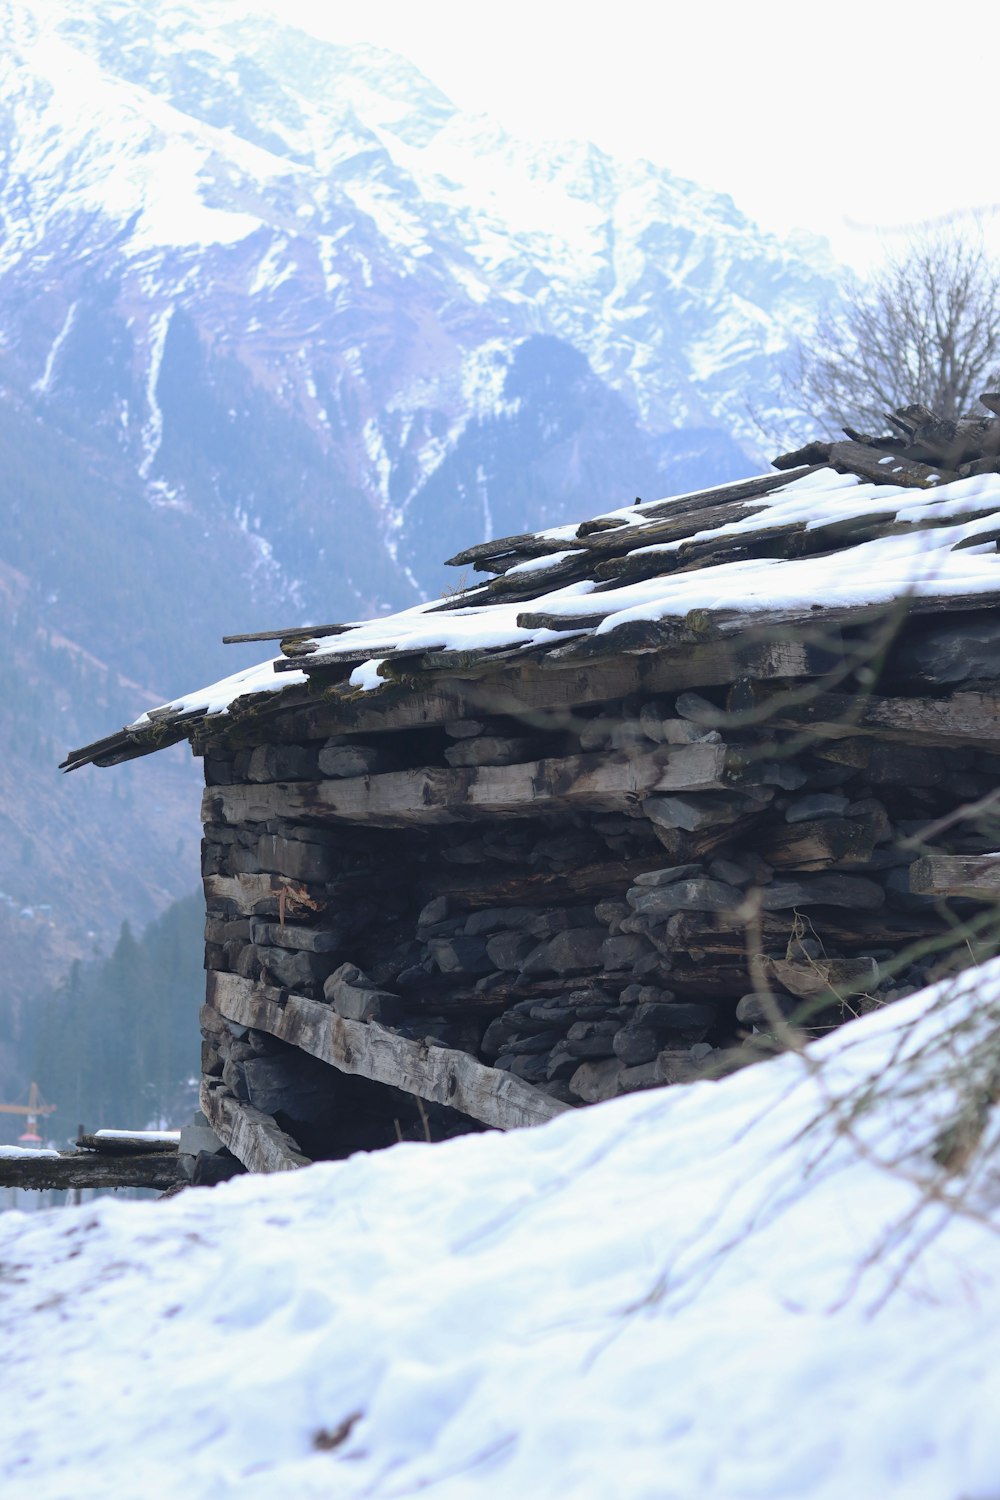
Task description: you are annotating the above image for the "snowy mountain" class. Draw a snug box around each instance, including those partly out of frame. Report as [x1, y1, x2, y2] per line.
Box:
[0, 0, 838, 622]
[0, 0, 841, 1019]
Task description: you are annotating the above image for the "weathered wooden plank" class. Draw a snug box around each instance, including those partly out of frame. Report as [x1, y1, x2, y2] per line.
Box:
[759, 815, 882, 871]
[207, 972, 570, 1130]
[189, 636, 835, 752]
[77, 1130, 179, 1155]
[608, 467, 818, 521]
[909, 855, 1000, 899]
[548, 592, 1000, 670]
[445, 533, 581, 568]
[199, 1078, 311, 1173]
[280, 620, 835, 688]
[737, 688, 1000, 750]
[202, 743, 731, 828]
[0, 1152, 189, 1191]
[222, 623, 351, 645]
[203, 873, 328, 918]
[827, 440, 956, 488]
[425, 853, 677, 907]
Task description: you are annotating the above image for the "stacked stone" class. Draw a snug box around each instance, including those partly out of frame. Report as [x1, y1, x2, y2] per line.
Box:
[191, 675, 1000, 1138]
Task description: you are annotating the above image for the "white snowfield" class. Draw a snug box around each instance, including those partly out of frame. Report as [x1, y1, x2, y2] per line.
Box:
[2, 965, 999, 1500]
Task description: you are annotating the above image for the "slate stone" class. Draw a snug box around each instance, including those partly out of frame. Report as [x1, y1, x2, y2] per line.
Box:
[318, 743, 396, 777]
[673, 691, 723, 725]
[617, 1061, 664, 1092]
[612, 1025, 659, 1065]
[758, 874, 885, 910]
[258, 946, 334, 990]
[256, 834, 338, 883]
[486, 932, 537, 971]
[619, 983, 676, 1007]
[416, 895, 450, 929]
[519, 928, 607, 976]
[593, 894, 626, 930]
[480, 1016, 519, 1059]
[530, 907, 602, 938]
[567, 986, 618, 1006]
[655, 1050, 700, 1085]
[567, 1019, 619, 1040]
[609, 720, 648, 750]
[568, 1058, 625, 1103]
[578, 715, 616, 750]
[735, 992, 797, 1026]
[634, 952, 670, 980]
[425, 937, 492, 975]
[234, 946, 262, 980]
[544, 1045, 582, 1081]
[595, 935, 645, 971]
[739, 852, 775, 885]
[396, 963, 436, 990]
[527, 1003, 579, 1025]
[419, 917, 466, 940]
[463, 906, 534, 937]
[626, 878, 744, 917]
[203, 753, 236, 786]
[635, 1001, 715, 1030]
[758, 760, 809, 790]
[444, 719, 487, 739]
[221, 1057, 248, 1099]
[631, 864, 702, 888]
[643, 793, 752, 833]
[565, 1036, 618, 1059]
[866, 743, 944, 787]
[250, 920, 344, 953]
[784, 793, 850, 824]
[708, 857, 752, 888]
[323, 963, 404, 1024]
[178, 1118, 226, 1157]
[246, 744, 320, 783]
[444, 736, 534, 767]
[242, 1053, 335, 1120]
[509, 1053, 554, 1084]
[495, 1028, 564, 1055]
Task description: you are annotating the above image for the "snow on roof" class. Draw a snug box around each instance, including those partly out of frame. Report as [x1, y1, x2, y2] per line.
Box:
[62, 457, 1000, 770]
[1, 959, 998, 1498]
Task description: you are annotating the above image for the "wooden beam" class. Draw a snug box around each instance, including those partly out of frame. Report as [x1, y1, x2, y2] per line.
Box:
[199, 1079, 312, 1173]
[202, 742, 730, 828]
[207, 971, 571, 1131]
[203, 873, 328, 918]
[827, 440, 956, 488]
[0, 1152, 189, 1192]
[736, 689, 1000, 750]
[222, 623, 351, 645]
[909, 855, 1000, 899]
[189, 636, 836, 754]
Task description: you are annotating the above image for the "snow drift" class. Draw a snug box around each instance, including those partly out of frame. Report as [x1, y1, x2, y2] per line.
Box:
[2, 962, 999, 1500]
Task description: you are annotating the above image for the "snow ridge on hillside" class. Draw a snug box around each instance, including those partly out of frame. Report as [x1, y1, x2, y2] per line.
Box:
[2, 963, 998, 1500]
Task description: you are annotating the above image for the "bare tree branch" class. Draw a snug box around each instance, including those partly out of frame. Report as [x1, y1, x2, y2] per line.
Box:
[789, 232, 1000, 434]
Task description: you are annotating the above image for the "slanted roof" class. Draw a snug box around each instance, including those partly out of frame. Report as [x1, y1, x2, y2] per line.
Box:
[62, 417, 1000, 773]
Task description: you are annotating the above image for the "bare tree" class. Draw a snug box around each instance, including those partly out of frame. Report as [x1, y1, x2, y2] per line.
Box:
[791, 233, 1000, 434]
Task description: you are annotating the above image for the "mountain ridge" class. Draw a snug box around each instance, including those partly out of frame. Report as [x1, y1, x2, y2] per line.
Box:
[0, 0, 837, 1042]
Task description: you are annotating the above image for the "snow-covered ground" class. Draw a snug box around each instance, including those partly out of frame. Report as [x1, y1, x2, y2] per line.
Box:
[2, 965, 999, 1500]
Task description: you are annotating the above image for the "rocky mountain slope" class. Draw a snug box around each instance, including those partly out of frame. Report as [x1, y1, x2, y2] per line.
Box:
[0, 0, 837, 610]
[0, 0, 840, 1032]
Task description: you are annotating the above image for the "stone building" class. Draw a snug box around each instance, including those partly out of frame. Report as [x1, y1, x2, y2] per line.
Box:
[65, 410, 1000, 1173]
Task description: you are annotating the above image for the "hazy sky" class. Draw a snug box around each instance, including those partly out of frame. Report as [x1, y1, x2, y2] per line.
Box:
[265, 0, 999, 271]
